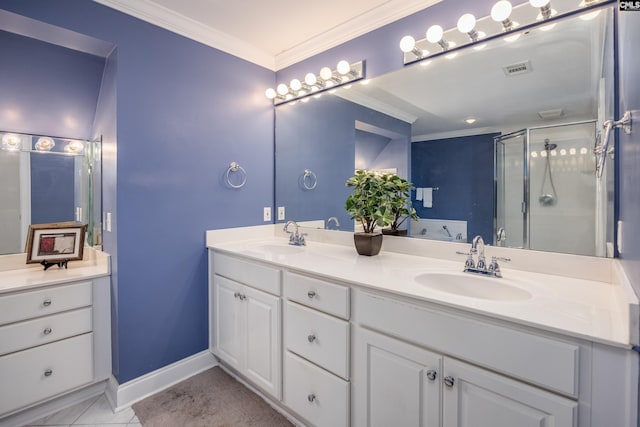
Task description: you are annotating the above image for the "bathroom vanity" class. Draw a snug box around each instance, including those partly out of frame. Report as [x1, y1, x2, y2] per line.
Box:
[0, 248, 111, 426]
[207, 225, 638, 427]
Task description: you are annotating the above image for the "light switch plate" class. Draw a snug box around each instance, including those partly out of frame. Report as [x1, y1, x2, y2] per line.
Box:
[278, 206, 285, 221]
[264, 207, 271, 222]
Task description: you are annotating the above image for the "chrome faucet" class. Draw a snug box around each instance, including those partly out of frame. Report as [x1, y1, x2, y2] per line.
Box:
[326, 217, 340, 230]
[283, 220, 307, 246]
[457, 234, 510, 277]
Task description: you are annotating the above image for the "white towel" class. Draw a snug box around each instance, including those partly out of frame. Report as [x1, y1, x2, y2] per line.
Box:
[423, 187, 433, 208]
[416, 188, 423, 201]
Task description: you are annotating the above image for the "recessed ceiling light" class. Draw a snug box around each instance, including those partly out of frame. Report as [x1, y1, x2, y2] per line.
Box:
[465, 117, 476, 124]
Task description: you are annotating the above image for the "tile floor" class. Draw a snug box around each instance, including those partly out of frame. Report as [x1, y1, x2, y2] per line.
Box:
[26, 395, 140, 427]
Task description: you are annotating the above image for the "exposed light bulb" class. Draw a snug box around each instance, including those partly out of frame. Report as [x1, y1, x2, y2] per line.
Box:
[457, 13, 476, 34]
[426, 25, 444, 43]
[399, 35, 416, 53]
[64, 141, 84, 154]
[319, 67, 333, 81]
[35, 137, 55, 151]
[337, 60, 351, 75]
[290, 79, 302, 91]
[529, 0, 550, 6]
[491, 1, 513, 22]
[1, 133, 21, 151]
[277, 84, 289, 96]
[265, 88, 276, 99]
[304, 73, 317, 86]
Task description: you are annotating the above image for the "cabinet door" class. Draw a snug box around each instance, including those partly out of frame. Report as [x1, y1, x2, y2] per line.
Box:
[244, 285, 281, 399]
[443, 358, 577, 427]
[213, 275, 243, 371]
[352, 326, 442, 427]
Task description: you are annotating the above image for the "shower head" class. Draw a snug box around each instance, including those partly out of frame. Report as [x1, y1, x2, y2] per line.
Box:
[544, 139, 557, 151]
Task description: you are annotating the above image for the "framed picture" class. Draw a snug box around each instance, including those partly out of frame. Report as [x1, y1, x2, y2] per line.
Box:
[25, 222, 87, 264]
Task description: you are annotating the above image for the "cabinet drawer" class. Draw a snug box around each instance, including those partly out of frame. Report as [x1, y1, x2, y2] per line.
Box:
[0, 281, 92, 326]
[285, 301, 349, 379]
[0, 333, 94, 415]
[284, 351, 349, 427]
[214, 252, 281, 295]
[285, 272, 349, 319]
[354, 290, 581, 397]
[0, 307, 92, 356]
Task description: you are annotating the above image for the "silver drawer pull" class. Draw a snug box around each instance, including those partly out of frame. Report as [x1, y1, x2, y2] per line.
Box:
[426, 370, 437, 381]
[307, 291, 316, 299]
[307, 393, 316, 403]
[43, 328, 52, 335]
[43, 299, 52, 307]
[443, 376, 455, 388]
[307, 334, 316, 343]
[44, 369, 53, 377]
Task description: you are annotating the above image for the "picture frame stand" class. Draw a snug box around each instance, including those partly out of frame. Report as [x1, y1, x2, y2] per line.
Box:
[40, 259, 69, 271]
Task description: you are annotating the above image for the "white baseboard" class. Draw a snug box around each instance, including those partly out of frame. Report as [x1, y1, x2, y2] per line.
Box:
[0, 381, 107, 427]
[106, 350, 218, 411]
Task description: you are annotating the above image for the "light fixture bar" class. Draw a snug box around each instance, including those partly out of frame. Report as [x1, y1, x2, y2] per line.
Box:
[267, 60, 365, 105]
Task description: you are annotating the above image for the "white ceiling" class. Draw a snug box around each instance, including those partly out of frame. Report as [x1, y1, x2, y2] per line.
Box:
[93, 0, 440, 70]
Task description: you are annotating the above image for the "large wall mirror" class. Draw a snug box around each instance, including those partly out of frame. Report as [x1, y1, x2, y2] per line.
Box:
[275, 3, 615, 257]
[0, 131, 101, 256]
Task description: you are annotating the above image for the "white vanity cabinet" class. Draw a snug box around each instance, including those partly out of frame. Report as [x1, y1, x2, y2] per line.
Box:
[210, 251, 282, 399]
[282, 271, 350, 427]
[352, 289, 584, 427]
[0, 276, 111, 418]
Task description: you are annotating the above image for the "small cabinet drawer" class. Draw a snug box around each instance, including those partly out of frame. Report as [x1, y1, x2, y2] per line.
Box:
[214, 253, 281, 296]
[0, 281, 92, 326]
[0, 307, 93, 356]
[284, 351, 349, 427]
[285, 301, 349, 379]
[285, 272, 349, 319]
[0, 333, 94, 415]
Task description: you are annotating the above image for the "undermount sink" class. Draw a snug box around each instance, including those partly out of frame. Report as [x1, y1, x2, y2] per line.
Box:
[414, 271, 532, 301]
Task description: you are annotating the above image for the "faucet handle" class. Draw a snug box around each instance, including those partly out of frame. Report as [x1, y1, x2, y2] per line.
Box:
[456, 251, 475, 269]
[488, 256, 510, 277]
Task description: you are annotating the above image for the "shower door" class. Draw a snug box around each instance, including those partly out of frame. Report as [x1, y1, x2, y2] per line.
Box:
[495, 130, 526, 249]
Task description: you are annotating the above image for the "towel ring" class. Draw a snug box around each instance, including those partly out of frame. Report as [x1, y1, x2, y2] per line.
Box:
[302, 169, 317, 190]
[225, 162, 247, 189]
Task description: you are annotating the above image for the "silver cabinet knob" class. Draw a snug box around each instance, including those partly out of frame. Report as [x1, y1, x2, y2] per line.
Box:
[239, 294, 246, 301]
[307, 291, 316, 299]
[443, 376, 455, 388]
[426, 370, 437, 381]
[44, 369, 53, 377]
[43, 299, 52, 307]
[234, 292, 239, 298]
[307, 394, 316, 403]
[43, 328, 52, 335]
[307, 334, 316, 343]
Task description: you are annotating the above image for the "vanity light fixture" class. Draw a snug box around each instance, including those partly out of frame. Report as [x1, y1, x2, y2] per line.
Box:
[265, 60, 365, 105]
[426, 25, 450, 51]
[399, 35, 426, 58]
[457, 14, 480, 42]
[64, 140, 84, 154]
[34, 137, 55, 152]
[491, 1, 515, 31]
[1, 133, 21, 151]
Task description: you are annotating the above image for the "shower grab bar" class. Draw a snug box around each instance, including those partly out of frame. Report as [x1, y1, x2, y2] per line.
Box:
[594, 111, 632, 178]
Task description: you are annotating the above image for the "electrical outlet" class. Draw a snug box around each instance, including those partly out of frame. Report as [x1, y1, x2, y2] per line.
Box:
[278, 206, 285, 221]
[264, 207, 271, 222]
[106, 212, 112, 232]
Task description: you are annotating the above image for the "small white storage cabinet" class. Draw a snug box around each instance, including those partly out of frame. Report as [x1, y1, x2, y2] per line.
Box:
[210, 251, 282, 399]
[352, 290, 581, 427]
[0, 277, 111, 417]
[282, 271, 350, 427]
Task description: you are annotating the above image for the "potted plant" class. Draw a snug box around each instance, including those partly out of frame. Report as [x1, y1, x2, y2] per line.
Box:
[381, 174, 418, 236]
[345, 170, 393, 256]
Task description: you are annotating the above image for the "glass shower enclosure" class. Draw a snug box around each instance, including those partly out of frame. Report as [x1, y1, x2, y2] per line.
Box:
[495, 120, 609, 257]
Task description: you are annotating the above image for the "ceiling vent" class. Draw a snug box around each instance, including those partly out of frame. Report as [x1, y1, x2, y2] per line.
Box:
[502, 60, 532, 76]
[538, 108, 564, 120]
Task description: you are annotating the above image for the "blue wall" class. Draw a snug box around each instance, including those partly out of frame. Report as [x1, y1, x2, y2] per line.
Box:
[0, 0, 274, 383]
[275, 94, 410, 231]
[618, 10, 640, 293]
[412, 134, 496, 242]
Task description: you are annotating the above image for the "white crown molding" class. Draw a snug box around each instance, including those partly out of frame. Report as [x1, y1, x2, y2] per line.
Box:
[93, 0, 276, 70]
[412, 126, 499, 142]
[93, 0, 441, 71]
[274, 0, 441, 70]
[335, 90, 419, 124]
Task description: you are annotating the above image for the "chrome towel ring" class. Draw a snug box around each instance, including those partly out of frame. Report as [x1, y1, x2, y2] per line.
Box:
[225, 162, 247, 188]
[302, 169, 317, 190]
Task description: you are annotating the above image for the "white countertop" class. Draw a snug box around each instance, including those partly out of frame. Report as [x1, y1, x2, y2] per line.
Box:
[0, 247, 110, 294]
[207, 226, 639, 349]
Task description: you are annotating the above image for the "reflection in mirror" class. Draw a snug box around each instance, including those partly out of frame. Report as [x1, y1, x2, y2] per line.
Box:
[274, 4, 615, 257]
[0, 131, 101, 255]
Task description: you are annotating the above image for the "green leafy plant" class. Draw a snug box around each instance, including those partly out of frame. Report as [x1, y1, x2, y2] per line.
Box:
[345, 170, 394, 234]
[384, 174, 418, 231]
